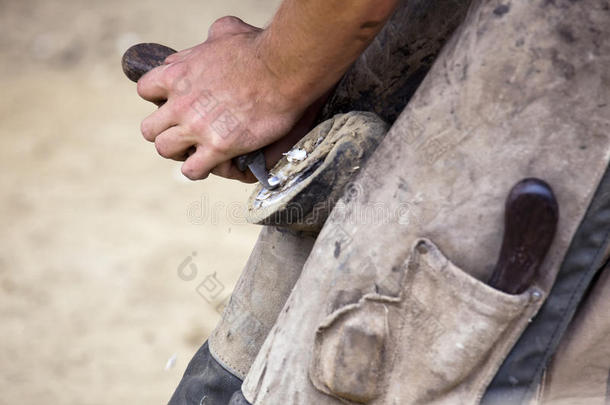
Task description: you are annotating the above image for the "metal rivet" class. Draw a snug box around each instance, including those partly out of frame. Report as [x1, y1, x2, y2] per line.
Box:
[416, 242, 428, 255]
[531, 289, 543, 302]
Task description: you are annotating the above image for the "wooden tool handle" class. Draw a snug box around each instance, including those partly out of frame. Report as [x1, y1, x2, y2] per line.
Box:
[488, 178, 559, 294]
[122, 43, 177, 82]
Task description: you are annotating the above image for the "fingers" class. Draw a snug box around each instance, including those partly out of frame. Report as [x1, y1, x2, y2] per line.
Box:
[211, 160, 257, 182]
[137, 59, 190, 102]
[137, 46, 195, 102]
[179, 146, 259, 182]
[181, 145, 218, 180]
[141, 103, 180, 142]
[154, 126, 197, 161]
[137, 64, 170, 102]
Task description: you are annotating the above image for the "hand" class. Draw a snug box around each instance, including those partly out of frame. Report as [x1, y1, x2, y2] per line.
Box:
[137, 16, 318, 181]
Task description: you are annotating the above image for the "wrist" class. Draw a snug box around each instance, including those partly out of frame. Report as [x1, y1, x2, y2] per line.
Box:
[254, 28, 327, 110]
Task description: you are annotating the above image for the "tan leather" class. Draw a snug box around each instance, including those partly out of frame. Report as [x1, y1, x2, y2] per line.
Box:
[536, 265, 610, 405]
[242, 0, 610, 402]
[208, 226, 316, 379]
[210, 112, 388, 378]
[309, 239, 541, 404]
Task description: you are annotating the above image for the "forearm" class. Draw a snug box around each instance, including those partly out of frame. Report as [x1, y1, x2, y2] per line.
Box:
[258, 0, 400, 105]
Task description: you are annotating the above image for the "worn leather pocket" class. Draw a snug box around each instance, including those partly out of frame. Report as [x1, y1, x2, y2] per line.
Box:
[310, 238, 543, 404]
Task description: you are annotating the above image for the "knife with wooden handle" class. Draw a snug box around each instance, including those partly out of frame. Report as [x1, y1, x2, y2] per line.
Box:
[488, 178, 559, 294]
[122, 43, 279, 189]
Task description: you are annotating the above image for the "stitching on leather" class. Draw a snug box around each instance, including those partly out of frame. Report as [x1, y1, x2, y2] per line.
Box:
[208, 335, 247, 379]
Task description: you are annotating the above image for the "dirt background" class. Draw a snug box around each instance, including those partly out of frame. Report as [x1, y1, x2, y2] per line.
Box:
[0, 0, 281, 403]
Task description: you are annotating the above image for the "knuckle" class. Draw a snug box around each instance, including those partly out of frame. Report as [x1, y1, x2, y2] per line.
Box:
[163, 62, 188, 89]
[171, 96, 192, 118]
[140, 119, 155, 141]
[154, 137, 170, 158]
[184, 114, 204, 137]
[215, 15, 242, 26]
[209, 135, 231, 155]
[209, 16, 245, 37]
[211, 15, 238, 28]
[136, 78, 149, 98]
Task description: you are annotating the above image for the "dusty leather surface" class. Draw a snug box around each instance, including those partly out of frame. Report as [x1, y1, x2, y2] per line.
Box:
[321, 0, 472, 124]
[538, 265, 610, 405]
[208, 226, 316, 379]
[484, 163, 610, 404]
[241, 0, 610, 403]
[309, 239, 539, 404]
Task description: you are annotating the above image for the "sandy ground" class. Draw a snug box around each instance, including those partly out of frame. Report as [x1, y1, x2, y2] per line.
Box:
[0, 0, 281, 403]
